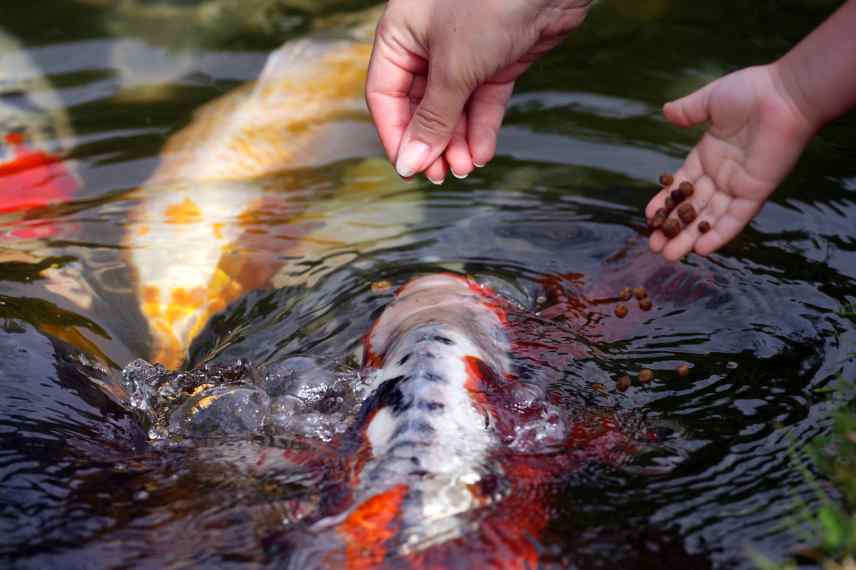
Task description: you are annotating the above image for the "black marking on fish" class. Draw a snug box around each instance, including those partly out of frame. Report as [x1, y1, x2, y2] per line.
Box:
[387, 438, 430, 453]
[417, 400, 445, 413]
[422, 371, 446, 384]
[412, 419, 435, 435]
[432, 335, 454, 345]
[398, 353, 412, 366]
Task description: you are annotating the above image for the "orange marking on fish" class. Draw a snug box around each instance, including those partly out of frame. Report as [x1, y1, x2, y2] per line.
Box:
[463, 355, 493, 413]
[141, 286, 161, 317]
[164, 197, 203, 224]
[151, 320, 184, 368]
[136, 225, 150, 236]
[212, 222, 224, 240]
[337, 484, 408, 570]
[164, 287, 206, 326]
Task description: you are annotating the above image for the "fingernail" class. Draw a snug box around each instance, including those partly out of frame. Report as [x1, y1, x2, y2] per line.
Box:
[427, 176, 444, 186]
[473, 162, 485, 168]
[451, 170, 468, 180]
[395, 141, 430, 178]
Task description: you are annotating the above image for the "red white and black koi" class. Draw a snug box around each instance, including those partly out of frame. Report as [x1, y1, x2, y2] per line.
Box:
[274, 274, 646, 570]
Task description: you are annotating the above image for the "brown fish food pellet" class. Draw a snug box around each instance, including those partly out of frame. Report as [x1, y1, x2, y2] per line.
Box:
[614, 304, 629, 318]
[639, 297, 653, 311]
[676, 364, 690, 378]
[679, 181, 694, 198]
[661, 218, 681, 239]
[639, 369, 654, 384]
[659, 173, 674, 187]
[698, 220, 711, 234]
[633, 287, 647, 300]
[670, 189, 685, 205]
[677, 203, 696, 224]
[616, 375, 631, 392]
[619, 287, 632, 301]
[648, 209, 668, 230]
[664, 197, 676, 211]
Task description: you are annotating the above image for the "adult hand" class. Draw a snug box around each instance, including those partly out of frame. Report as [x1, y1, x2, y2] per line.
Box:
[366, 0, 591, 184]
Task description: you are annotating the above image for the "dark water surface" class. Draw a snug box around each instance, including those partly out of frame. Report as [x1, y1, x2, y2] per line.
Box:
[2, 1, 856, 568]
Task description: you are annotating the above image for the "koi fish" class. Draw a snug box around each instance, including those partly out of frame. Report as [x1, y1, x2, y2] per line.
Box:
[1, 28, 96, 325]
[124, 6, 410, 369]
[268, 273, 648, 569]
[1, 27, 78, 239]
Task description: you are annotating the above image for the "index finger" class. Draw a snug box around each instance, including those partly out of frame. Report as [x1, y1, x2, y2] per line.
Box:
[365, 31, 428, 164]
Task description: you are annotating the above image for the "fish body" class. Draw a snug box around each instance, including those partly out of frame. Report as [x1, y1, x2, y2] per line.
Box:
[275, 274, 643, 569]
[1, 27, 78, 239]
[125, 7, 398, 369]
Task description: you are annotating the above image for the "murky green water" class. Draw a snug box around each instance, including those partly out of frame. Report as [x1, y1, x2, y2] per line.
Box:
[2, 1, 856, 568]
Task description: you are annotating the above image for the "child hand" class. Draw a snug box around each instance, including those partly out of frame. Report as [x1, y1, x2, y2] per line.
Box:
[647, 63, 817, 260]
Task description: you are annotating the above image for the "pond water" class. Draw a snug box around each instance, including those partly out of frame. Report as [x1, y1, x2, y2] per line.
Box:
[2, 1, 856, 568]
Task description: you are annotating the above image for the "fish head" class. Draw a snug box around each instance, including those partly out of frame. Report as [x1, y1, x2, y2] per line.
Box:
[362, 273, 510, 376]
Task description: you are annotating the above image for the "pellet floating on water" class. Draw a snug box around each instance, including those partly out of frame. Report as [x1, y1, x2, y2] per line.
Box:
[616, 375, 631, 392]
[677, 203, 696, 224]
[662, 218, 681, 239]
[676, 364, 690, 378]
[614, 304, 629, 318]
[679, 181, 695, 198]
[633, 287, 647, 300]
[619, 287, 632, 301]
[698, 220, 711, 234]
[639, 298, 653, 311]
[639, 369, 654, 384]
[659, 173, 674, 187]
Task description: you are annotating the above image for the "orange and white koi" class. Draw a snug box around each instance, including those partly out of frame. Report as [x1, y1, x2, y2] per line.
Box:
[272, 274, 646, 569]
[124, 7, 393, 369]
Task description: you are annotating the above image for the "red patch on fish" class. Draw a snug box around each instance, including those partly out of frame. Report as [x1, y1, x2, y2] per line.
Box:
[0, 132, 77, 238]
[337, 484, 408, 570]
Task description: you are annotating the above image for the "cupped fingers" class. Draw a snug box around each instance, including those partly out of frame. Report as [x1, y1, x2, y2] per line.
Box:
[445, 116, 473, 179]
[659, 175, 719, 261]
[693, 196, 761, 256]
[647, 160, 702, 254]
[425, 156, 448, 186]
[467, 81, 515, 168]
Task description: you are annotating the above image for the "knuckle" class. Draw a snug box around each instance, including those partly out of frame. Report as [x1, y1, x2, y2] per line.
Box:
[413, 105, 455, 136]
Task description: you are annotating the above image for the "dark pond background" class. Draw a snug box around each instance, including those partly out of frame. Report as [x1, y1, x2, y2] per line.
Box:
[2, 0, 856, 568]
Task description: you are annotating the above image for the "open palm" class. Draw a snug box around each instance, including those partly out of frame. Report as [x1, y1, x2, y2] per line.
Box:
[647, 64, 816, 260]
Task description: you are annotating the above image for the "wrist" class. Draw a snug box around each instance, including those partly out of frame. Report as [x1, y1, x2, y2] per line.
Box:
[769, 58, 824, 135]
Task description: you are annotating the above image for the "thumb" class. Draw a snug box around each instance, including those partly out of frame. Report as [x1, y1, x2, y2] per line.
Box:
[395, 74, 470, 178]
[663, 80, 717, 128]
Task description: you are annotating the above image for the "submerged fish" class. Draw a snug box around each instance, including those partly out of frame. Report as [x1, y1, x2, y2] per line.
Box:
[0, 27, 102, 358]
[259, 273, 649, 569]
[124, 6, 410, 369]
[1, 27, 78, 239]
